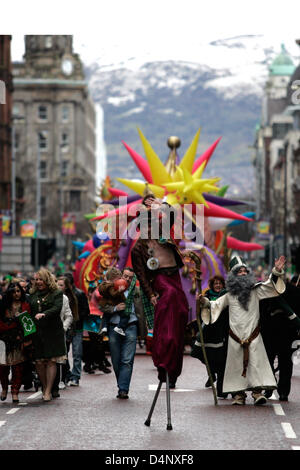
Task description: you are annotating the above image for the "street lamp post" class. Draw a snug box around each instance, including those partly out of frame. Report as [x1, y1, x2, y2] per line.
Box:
[283, 146, 288, 259]
[35, 133, 42, 270]
[11, 124, 16, 237]
[11, 115, 25, 237]
[59, 142, 67, 259]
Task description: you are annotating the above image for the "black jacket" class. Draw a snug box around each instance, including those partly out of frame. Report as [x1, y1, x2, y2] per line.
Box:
[73, 287, 90, 331]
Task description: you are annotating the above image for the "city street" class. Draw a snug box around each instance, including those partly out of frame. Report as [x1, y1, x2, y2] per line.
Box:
[0, 349, 300, 452]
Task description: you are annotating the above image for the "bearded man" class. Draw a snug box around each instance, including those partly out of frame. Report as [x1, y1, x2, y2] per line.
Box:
[199, 255, 286, 406]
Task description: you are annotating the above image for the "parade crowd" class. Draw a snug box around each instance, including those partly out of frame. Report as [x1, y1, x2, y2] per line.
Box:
[0, 195, 300, 408]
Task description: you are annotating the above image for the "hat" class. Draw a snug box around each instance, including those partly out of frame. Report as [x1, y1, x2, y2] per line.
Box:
[142, 183, 155, 205]
[229, 255, 248, 272]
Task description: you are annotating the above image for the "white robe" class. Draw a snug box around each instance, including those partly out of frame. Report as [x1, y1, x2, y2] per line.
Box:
[201, 269, 285, 393]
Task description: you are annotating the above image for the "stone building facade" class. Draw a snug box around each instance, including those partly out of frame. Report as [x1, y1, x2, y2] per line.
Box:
[0, 35, 13, 212]
[253, 41, 300, 267]
[12, 35, 96, 248]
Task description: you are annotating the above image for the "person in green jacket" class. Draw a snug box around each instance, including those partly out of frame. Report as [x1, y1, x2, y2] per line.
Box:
[29, 268, 66, 401]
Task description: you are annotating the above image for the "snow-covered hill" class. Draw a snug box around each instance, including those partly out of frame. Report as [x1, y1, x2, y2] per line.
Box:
[80, 35, 299, 197]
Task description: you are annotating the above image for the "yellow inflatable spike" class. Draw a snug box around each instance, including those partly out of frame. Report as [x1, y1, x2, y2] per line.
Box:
[194, 183, 217, 192]
[117, 178, 165, 199]
[137, 128, 171, 185]
[193, 192, 209, 207]
[202, 184, 220, 193]
[179, 128, 201, 173]
[166, 193, 180, 205]
[163, 181, 184, 191]
[173, 165, 184, 182]
[182, 167, 193, 186]
[192, 161, 206, 179]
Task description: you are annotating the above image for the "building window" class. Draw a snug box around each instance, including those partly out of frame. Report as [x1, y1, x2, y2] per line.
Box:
[40, 161, 47, 179]
[38, 105, 48, 121]
[272, 123, 291, 140]
[70, 190, 81, 211]
[62, 105, 69, 122]
[61, 160, 69, 177]
[41, 196, 46, 217]
[45, 36, 52, 48]
[12, 104, 20, 116]
[38, 131, 48, 151]
[61, 132, 69, 150]
[14, 133, 20, 150]
[16, 177, 24, 200]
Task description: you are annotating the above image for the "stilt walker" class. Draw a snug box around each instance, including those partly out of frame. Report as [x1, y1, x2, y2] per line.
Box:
[131, 192, 189, 430]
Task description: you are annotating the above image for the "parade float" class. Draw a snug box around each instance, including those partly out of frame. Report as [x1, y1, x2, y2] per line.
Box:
[73, 129, 264, 324]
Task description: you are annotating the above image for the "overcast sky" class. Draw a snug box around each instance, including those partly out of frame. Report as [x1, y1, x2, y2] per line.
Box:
[5, 0, 300, 66]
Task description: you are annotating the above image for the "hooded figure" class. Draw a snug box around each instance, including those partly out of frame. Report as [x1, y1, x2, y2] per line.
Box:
[200, 255, 286, 406]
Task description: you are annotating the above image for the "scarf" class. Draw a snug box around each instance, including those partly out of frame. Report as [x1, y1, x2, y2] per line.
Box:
[124, 274, 154, 329]
[124, 275, 137, 316]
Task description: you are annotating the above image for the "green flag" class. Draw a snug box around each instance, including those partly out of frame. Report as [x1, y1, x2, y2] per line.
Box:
[17, 311, 36, 337]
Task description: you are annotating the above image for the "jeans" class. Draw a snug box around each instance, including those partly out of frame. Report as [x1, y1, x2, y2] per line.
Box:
[108, 323, 137, 393]
[66, 331, 83, 383]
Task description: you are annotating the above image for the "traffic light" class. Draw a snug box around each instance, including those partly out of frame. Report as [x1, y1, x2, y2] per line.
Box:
[31, 238, 56, 267]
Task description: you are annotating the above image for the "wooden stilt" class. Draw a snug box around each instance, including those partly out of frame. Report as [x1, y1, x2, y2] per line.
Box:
[144, 380, 162, 427]
[166, 372, 173, 430]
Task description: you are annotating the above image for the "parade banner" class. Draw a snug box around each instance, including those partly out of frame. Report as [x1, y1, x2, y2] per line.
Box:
[1, 210, 12, 236]
[62, 213, 76, 235]
[256, 220, 270, 239]
[16, 311, 36, 337]
[20, 219, 37, 238]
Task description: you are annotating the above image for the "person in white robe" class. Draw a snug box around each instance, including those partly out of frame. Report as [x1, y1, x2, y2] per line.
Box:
[199, 254, 286, 406]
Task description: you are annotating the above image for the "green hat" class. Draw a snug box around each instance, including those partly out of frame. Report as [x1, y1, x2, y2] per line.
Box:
[229, 256, 248, 272]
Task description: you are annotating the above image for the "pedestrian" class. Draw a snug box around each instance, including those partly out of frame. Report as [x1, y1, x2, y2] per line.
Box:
[51, 276, 74, 397]
[99, 267, 139, 399]
[64, 272, 90, 387]
[29, 268, 67, 401]
[0, 282, 31, 403]
[99, 268, 130, 337]
[260, 279, 300, 401]
[191, 275, 229, 398]
[83, 285, 111, 375]
[131, 193, 189, 389]
[198, 255, 286, 406]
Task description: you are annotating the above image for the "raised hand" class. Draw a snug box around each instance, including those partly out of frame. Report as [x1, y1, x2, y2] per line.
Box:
[274, 255, 286, 272]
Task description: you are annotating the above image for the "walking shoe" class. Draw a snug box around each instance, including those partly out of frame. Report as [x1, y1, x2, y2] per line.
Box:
[279, 395, 288, 401]
[104, 358, 111, 367]
[100, 327, 108, 335]
[68, 380, 79, 387]
[99, 365, 112, 374]
[252, 393, 267, 405]
[23, 382, 33, 391]
[114, 326, 126, 336]
[58, 381, 66, 390]
[51, 390, 60, 398]
[117, 391, 129, 399]
[264, 389, 273, 399]
[217, 393, 228, 399]
[232, 394, 246, 405]
[205, 375, 216, 388]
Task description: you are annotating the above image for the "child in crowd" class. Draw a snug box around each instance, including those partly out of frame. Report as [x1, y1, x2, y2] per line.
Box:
[98, 268, 129, 336]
